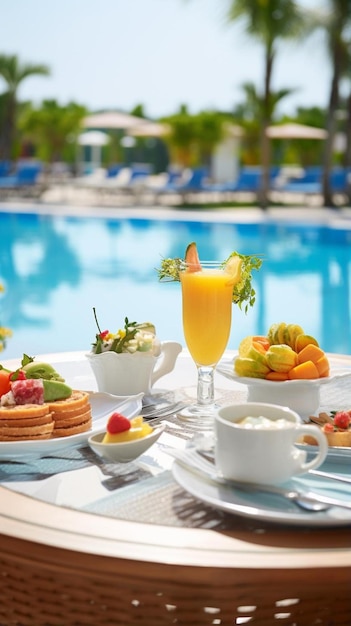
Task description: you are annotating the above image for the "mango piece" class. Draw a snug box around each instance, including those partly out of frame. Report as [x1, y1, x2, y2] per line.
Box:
[102, 416, 152, 443]
[288, 360, 320, 380]
[295, 334, 319, 353]
[315, 355, 330, 377]
[297, 344, 325, 365]
[265, 344, 298, 373]
[234, 357, 270, 379]
[265, 371, 289, 381]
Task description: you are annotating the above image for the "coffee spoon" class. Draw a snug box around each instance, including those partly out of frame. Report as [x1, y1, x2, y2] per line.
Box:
[196, 446, 351, 486]
[163, 446, 351, 514]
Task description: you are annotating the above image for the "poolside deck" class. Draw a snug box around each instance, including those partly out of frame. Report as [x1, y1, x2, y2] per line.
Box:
[0, 182, 350, 226]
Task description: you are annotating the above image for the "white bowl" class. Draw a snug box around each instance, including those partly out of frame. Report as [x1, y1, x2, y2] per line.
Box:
[217, 358, 351, 418]
[88, 423, 165, 463]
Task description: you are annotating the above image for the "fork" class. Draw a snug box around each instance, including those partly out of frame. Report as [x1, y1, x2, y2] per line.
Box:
[141, 401, 188, 419]
[162, 446, 351, 513]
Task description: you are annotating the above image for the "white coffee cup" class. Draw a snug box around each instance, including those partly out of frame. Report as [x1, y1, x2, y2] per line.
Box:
[214, 402, 328, 485]
[86, 341, 182, 396]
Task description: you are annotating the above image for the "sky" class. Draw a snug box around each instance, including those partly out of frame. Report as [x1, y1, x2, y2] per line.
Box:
[0, 0, 332, 121]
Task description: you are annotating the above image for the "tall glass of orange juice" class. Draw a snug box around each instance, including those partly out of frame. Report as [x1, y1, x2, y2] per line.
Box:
[179, 262, 233, 427]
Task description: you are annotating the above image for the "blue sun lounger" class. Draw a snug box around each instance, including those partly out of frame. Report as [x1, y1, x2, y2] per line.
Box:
[0, 161, 43, 193]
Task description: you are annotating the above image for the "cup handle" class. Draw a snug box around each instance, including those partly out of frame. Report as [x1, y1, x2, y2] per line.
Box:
[151, 341, 182, 385]
[294, 425, 328, 472]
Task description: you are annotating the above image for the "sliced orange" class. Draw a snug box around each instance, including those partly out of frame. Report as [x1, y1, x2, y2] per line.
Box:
[224, 255, 243, 286]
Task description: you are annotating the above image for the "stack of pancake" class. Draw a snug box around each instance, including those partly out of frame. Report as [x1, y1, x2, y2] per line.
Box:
[0, 390, 92, 441]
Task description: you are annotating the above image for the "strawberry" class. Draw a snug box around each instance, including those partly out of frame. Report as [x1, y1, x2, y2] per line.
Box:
[333, 411, 351, 430]
[323, 423, 334, 433]
[106, 412, 131, 434]
[9, 369, 27, 382]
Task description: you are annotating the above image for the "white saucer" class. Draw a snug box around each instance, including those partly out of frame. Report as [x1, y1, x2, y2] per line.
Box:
[172, 460, 351, 527]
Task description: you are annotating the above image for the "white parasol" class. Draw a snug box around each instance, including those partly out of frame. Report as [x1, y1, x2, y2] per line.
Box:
[128, 121, 171, 137]
[266, 123, 327, 140]
[83, 111, 147, 130]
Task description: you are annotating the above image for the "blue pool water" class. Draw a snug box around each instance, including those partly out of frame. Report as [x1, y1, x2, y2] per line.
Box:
[0, 210, 350, 361]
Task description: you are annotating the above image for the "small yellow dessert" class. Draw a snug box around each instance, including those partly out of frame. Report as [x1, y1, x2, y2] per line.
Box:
[102, 412, 153, 444]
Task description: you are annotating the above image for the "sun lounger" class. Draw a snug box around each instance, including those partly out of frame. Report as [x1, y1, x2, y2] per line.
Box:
[277, 166, 322, 194]
[329, 168, 351, 194]
[155, 168, 208, 198]
[278, 167, 351, 196]
[0, 161, 44, 197]
[204, 167, 280, 194]
[0, 161, 11, 178]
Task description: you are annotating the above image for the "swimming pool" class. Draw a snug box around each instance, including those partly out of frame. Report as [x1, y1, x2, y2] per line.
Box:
[1, 209, 350, 360]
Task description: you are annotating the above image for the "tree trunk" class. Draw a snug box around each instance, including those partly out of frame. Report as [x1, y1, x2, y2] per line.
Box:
[0, 92, 16, 161]
[0, 93, 10, 160]
[258, 49, 273, 210]
[345, 92, 351, 205]
[346, 94, 351, 164]
[322, 46, 341, 208]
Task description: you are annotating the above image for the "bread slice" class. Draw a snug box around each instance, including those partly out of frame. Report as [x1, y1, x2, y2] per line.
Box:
[0, 390, 92, 441]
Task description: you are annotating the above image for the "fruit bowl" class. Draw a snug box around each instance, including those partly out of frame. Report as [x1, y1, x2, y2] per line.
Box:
[217, 357, 351, 418]
[88, 423, 166, 463]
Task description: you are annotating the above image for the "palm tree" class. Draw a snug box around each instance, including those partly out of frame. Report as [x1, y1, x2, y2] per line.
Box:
[227, 1, 306, 207]
[162, 106, 228, 170]
[0, 54, 50, 160]
[319, 1, 351, 206]
[194, 110, 226, 168]
[233, 81, 293, 165]
[19, 99, 87, 164]
[161, 105, 200, 168]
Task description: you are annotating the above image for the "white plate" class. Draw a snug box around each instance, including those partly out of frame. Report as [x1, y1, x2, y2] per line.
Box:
[0, 392, 143, 459]
[298, 442, 351, 462]
[172, 461, 351, 527]
[217, 355, 351, 418]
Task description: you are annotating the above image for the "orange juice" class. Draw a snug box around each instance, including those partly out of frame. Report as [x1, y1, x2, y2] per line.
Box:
[181, 268, 232, 366]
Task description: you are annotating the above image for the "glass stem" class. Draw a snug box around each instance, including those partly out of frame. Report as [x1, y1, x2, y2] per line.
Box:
[197, 366, 215, 406]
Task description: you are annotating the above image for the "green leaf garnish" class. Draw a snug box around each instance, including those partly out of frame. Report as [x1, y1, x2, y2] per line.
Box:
[92, 310, 156, 354]
[156, 251, 262, 313]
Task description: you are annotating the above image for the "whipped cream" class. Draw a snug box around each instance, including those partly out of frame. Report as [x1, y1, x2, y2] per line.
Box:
[238, 415, 293, 430]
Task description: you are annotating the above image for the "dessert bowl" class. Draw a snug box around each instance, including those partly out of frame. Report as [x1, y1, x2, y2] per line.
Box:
[88, 422, 166, 463]
[86, 341, 182, 396]
[217, 357, 351, 418]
